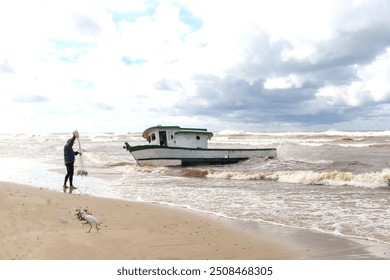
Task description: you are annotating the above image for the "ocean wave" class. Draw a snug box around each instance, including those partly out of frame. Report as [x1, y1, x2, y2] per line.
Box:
[369, 143, 390, 148]
[294, 142, 377, 148]
[215, 130, 390, 137]
[211, 130, 390, 149]
[107, 161, 132, 167]
[177, 167, 390, 188]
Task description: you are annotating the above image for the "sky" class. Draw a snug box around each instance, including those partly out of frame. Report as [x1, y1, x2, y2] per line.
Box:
[1, 0, 390, 133]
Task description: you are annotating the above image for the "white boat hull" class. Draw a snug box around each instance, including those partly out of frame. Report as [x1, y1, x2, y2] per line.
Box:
[124, 143, 276, 167]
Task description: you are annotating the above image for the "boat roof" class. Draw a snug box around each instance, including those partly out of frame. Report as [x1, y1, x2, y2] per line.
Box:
[142, 126, 213, 139]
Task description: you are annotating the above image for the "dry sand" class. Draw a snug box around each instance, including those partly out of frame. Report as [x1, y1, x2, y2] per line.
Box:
[0, 181, 298, 260]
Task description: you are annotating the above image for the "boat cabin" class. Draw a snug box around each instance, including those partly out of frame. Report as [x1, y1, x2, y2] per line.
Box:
[142, 126, 213, 149]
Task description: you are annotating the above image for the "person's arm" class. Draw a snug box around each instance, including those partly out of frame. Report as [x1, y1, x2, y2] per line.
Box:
[69, 135, 76, 146]
[65, 135, 76, 149]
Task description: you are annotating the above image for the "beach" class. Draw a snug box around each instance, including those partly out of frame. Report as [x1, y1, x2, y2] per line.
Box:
[1, 131, 390, 260]
[0, 181, 297, 260]
[2, 181, 390, 260]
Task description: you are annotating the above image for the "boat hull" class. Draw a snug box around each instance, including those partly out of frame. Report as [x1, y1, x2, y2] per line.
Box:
[124, 143, 276, 167]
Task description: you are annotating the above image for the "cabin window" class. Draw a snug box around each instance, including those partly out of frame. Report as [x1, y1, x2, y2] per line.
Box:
[151, 133, 156, 141]
[196, 136, 200, 140]
[147, 136, 151, 143]
[159, 131, 167, 146]
[171, 135, 174, 139]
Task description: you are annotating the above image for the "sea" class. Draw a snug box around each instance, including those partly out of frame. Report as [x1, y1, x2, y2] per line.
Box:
[1, 130, 390, 247]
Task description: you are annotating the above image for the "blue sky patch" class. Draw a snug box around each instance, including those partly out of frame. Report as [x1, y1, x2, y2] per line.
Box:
[178, 7, 203, 32]
[121, 56, 147, 65]
[110, 0, 159, 23]
[48, 40, 96, 63]
[72, 79, 95, 89]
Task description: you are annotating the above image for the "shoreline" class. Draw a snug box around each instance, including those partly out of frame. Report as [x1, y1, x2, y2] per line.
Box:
[0, 181, 298, 260]
[228, 219, 390, 260]
[1, 181, 390, 260]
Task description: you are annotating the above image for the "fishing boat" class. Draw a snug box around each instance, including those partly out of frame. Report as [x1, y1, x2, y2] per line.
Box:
[123, 125, 277, 167]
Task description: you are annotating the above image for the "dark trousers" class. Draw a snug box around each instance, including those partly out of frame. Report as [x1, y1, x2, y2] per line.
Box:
[64, 162, 74, 187]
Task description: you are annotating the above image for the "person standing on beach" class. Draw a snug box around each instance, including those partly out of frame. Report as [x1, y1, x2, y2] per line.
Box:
[63, 131, 80, 193]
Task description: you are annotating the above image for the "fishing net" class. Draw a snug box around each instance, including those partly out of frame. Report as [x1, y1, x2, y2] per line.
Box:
[74, 130, 88, 176]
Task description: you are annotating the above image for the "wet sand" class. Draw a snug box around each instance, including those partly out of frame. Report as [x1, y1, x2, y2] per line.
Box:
[1, 181, 389, 260]
[231, 220, 390, 259]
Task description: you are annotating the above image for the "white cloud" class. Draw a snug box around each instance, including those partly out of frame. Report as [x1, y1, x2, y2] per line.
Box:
[264, 74, 304, 89]
[316, 84, 366, 107]
[316, 48, 390, 107]
[1, 0, 390, 132]
[281, 43, 317, 63]
[357, 48, 390, 102]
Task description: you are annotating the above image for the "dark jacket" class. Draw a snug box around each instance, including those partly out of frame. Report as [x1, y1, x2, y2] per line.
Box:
[64, 136, 78, 164]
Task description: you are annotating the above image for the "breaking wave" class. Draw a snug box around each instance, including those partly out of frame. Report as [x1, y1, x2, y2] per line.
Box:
[179, 168, 390, 188]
